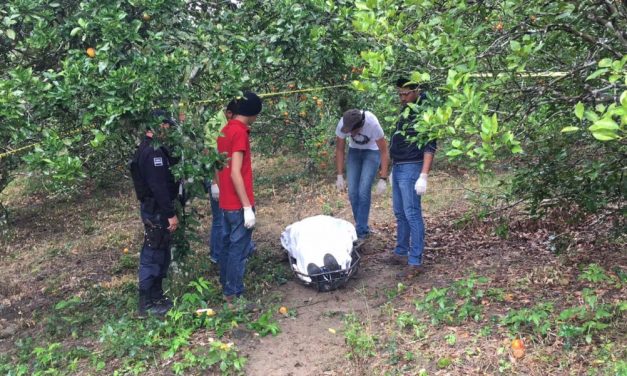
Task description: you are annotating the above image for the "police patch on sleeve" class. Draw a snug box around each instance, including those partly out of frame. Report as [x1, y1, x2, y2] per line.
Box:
[153, 157, 163, 167]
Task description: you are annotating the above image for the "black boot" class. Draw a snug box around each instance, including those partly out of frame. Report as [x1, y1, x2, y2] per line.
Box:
[151, 278, 173, 310]
[138, 289, 169, 318]
[138, 289, 153, 318]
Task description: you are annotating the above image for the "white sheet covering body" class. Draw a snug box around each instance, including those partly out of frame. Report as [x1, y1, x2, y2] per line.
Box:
[280, 215, 357, 282]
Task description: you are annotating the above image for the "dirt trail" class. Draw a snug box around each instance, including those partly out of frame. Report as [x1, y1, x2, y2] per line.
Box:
[236, 183, 429, 375]
[241, 238, 400, 376]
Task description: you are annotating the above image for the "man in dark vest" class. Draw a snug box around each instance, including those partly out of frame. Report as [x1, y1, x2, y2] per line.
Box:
[388, 78, 437, 280]
[130, 110, 179, 317]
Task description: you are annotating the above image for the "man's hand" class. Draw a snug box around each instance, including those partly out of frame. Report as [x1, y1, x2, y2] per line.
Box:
[414, 173, 428, 195]
[336, 175, 346, 191]
[243, 207, 256, 229]
[210, 183, 220, 200]
[167, 215, 179, 232]
[375, 178, 387, 195]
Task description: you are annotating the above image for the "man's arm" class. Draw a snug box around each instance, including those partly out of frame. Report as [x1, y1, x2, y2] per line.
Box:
[335, 136, 346, 175]
[422, 152, 434, 175]
[230, 151, 251, 207]
[375, 137, 389, 178]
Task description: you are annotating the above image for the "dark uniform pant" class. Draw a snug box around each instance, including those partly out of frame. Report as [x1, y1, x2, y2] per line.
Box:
[138, 202, 171, 296]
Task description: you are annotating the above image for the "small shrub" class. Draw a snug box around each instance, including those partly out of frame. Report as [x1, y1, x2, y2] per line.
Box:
[344, 313, 377, 361]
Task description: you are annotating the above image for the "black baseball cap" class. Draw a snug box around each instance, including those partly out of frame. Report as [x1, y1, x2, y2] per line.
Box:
[341, 109, 365, 133]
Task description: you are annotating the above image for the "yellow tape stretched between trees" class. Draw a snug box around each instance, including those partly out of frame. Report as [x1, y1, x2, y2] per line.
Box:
[190, 83, 350, 105]
[0, 73, 569, 161]
[0, 125, 92, 161]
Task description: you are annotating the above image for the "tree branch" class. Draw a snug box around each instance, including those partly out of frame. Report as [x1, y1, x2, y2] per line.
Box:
[549, 24, 623, 58]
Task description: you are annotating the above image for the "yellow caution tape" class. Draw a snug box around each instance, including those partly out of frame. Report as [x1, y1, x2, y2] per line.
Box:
[191, 83, 350, 105]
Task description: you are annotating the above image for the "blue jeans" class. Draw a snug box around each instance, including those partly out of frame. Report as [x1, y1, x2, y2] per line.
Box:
[138, 202, 171, 292]
[392, 163, 424, 266]
[209, 196, 224, 263]
[218, 208, 254, 297]
[346, 148, 381, 238]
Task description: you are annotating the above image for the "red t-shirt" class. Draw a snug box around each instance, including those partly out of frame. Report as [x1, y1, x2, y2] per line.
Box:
[217, 119, 255, 210]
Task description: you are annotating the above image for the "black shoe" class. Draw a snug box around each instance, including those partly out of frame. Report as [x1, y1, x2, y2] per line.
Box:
[138, 290, 170, 318]
[150, 278, 173, 309]
[154, 296, 173, 310]
[307, 263, 322, 276]
[149, 302, 171, 317]
[323, 254, 340, 271]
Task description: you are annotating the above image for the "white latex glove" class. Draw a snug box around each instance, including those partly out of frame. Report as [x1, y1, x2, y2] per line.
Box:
[336, 175, 346, 191]
[243, 207, 256, 229]
[375, 179, 387, 195]
[414, 173, 428, 195]
[210, 183, 220, 200]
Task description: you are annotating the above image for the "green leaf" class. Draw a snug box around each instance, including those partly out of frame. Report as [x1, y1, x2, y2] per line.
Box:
[574, 102, 584, 120]
[590, 118, 619, 131]
[561, 126, 580, 133]
[6, 29, 15, 40]
[586, 68, 608, 81]
[510, 40, 521, 52]
[355, 2, 371, 10]
[591, 131, 618, 141]
[446, 149, 463, 157]
[70, 27, 81, 37]
[583, 111, 599, 122]
[598, 58, 612, 68]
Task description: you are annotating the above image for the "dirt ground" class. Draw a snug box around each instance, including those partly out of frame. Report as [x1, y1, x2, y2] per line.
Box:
[1, 171, 625, 375]
[233, 173, 626, 375]
[239, 181, 402, 376]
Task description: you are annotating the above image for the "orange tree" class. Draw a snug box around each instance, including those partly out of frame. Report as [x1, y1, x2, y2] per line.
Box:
[3, 0, 624, 226]
[349, 0, 625, 218]
[0, 0, 366, 237]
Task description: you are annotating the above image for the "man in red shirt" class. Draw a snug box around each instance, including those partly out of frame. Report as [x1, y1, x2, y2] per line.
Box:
[216, 91, 262, 303]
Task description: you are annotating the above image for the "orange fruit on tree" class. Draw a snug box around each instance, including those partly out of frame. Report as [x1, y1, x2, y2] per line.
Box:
[299, 111, 307, 117]
[287, 83, 295, 89]
[282, 111, 289, 117]
[86, 47, 96, 58]
[142, 12, 151, 21]
[278, 306, 288, 315]
[495, 21, 503, 32]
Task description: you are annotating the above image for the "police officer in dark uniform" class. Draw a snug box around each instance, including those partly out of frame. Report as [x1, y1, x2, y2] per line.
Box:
[130, 110, 180, 317]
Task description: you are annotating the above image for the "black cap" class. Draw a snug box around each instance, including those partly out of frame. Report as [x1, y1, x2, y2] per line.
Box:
[233, 91, 262, 116]
[225, 99, 239, 114]
[151, 109, 176, 127]
[396, 77, 419, 90]
[341, 109, 365, 133]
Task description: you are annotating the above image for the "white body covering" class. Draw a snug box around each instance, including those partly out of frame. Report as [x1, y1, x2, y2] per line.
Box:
[280, 215, 357, 282]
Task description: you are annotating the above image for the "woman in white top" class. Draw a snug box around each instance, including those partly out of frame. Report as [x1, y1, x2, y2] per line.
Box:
[335, 109, 389, 240]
